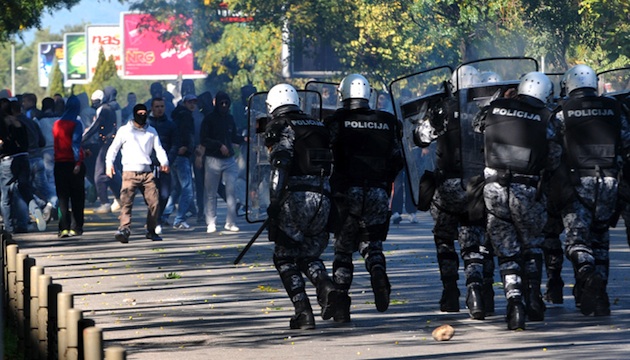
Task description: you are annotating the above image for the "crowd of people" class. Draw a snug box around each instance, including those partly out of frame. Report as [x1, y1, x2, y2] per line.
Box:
[2, 62, 629, 334]
[0, 80, 249, 241]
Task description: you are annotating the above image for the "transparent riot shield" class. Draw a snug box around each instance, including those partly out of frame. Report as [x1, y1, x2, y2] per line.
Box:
[454, 57, 539, 183]
[245, 90, 323, 223]
[545, 72, 565, 104]
[389, 65, 452, 207]
[598, 67, 630, 100]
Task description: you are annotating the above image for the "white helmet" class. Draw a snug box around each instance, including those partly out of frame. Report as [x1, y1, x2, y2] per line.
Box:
[518, 72, 552, 103]
[563, 64, 597, 94]
[266, 83, 300, 114]
[480, 71, 502, 84]
[451, 65, 480, 90]
[338, 74, 371, 101]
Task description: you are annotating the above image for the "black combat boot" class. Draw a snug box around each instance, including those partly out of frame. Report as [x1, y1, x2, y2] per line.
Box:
[579, 271, 604, 316]
[370, 265, 391, 312]
[525, 280, 546, 321]
[482, 278, 495, 316]
[290, 300, 316, 330]
[333, 293, 351, 323]
[506, 297, 526, 330]
[440, 281, 460, 312]
[543, 276, 564, 304]
[594, 286, 611, 317]
[316, 277, 340, 320]
[466, 283, 485, 320]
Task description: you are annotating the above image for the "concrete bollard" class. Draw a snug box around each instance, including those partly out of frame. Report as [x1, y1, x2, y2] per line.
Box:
[66, 309, 82, 360]
[57, 293, 74, 360]
[104, 346, 126, 360]
[29, 265, 44, 359]
[83, 327, 103, 360]
[16, 253, 33, 350]
[48, 283, 62, 360]
[6, 244, 18, 320]
[37, 274, 52, 359]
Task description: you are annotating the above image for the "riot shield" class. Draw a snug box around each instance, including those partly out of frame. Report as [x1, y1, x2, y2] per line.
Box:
[389, 65, 452, 207]
[598, 67, 630, 100]
[545, 72, 565, 103]
[455, 57, 539, 183]
[245, 90, 323, 223]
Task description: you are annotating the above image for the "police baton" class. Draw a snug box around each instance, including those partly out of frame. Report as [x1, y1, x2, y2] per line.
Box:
[233, 218, 270, 265]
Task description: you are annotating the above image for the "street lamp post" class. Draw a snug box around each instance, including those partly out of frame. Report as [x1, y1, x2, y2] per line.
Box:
[11, 43, 15, 96]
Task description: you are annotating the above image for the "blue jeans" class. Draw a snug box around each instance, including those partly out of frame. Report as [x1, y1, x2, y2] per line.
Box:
[30, 155, 55, 206]
[204, 156, 238, 226]
[172, 156, 194, 224]
[42, 149, 58, 206]
[0, 155, 31, 232]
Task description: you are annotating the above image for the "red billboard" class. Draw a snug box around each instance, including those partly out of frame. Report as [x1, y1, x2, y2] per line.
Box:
[121, 12, 204, 79]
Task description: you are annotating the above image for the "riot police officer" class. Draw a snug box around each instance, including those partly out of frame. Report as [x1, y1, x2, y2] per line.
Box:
[556, 65, 630, 316]
[413, 66, 493, 320]
[325, 74, 403, 322]
[474, 72, 562, 330]
[264, 83, 338, 330]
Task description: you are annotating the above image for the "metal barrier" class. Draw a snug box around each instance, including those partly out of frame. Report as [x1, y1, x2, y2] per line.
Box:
[1, 231, 127, 359]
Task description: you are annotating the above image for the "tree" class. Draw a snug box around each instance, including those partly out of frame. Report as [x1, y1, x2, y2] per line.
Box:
[0, 0, 82, 42]
[49, 58, 65, 97]
[87, 48, 118, 96]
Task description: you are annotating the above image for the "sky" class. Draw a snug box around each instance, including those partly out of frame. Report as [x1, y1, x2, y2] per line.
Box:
[22, 0, 130, 43]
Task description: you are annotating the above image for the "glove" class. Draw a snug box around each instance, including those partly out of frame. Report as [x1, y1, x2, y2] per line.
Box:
[267, 201, 282, 219]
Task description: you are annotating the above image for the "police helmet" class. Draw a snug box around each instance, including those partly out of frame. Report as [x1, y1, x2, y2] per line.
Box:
[480, 71, 502, 84]
[451, 65, 481, 90]
[518, 72, 553, 103]
[338, 74, 371, 102]
[563, 64, 598, 95]
[266, 83, 300, 114]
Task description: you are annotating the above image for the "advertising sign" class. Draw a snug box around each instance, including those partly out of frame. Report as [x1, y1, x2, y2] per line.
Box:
[38, 42, 65, 88]
[121, 12, 204, 79]
[64, 32, 88, 84]
[86, 25, 123, 79]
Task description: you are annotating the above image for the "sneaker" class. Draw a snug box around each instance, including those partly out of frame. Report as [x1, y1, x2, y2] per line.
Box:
[207, 224, 217, 233]
[146, 232, 163, 241]
[236, 203, 247, 217]
[94, 203, 111, 214]
[173, 221, 193, 231]
[59, 229, 71, 238]
[115, 229, 130, 243]
[69, 229, 82, 237]
[29, 200, 46, 231]
[391, 212, 402, 225]
[409, 213, 419, 224]
[42, 202, 54, 222]
[111, 199, 122, 212]
[224, 223, 240, 232]
[155, 225, 163, 235]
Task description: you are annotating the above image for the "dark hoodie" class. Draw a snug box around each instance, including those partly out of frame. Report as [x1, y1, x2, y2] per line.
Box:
[199, 91, 245, 158]
[82, 88, 118, 145]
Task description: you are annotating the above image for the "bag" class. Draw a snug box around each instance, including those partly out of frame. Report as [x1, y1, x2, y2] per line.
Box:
[417, 170, 436, 211]
[466, 175, 486, 223]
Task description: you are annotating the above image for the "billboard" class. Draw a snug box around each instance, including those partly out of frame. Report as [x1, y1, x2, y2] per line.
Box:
[121, 12, 205, 79]
[86, 25, 123, 79]
[64, 32, 88, 85]
[38, 42, 65, 88]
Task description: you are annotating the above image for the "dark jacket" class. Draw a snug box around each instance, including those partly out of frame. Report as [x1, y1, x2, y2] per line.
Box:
[171, 104, 195, 158]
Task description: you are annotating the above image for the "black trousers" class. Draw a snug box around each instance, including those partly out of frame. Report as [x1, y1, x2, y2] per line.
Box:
[54, 162, 85, 232]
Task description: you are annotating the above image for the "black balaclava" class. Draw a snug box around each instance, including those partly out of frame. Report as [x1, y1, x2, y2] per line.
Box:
[133, 104, 148, 126]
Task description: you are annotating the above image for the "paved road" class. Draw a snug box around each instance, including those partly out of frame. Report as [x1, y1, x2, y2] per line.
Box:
[12, 203, 630, 359]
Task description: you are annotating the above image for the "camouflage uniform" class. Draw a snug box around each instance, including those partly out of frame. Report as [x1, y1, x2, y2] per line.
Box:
[476, 93, 563, 329]
[326, 104, 403, 321]
[265, 108, 336, 330]
[416, 96, 494, 318]
[556, 90, 630, 316]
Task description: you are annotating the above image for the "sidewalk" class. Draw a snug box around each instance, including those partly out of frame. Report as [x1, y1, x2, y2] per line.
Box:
[11, 205, 630, 360]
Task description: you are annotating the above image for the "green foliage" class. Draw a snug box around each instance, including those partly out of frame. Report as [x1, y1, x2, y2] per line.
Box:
[88, 48, 118, 96]
[49, 59, 65, 96]
[0, 0, 81, 42]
